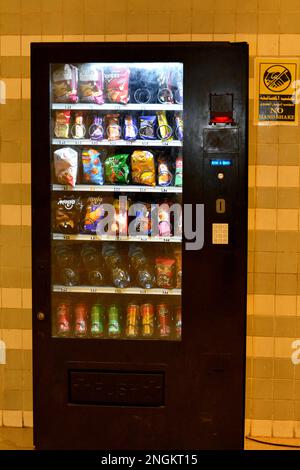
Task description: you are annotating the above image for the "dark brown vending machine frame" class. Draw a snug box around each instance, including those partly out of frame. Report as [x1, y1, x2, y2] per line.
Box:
[31, 42, 248, 450]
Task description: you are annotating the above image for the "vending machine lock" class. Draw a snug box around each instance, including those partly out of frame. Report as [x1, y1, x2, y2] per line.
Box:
[209, 93, 234, 125]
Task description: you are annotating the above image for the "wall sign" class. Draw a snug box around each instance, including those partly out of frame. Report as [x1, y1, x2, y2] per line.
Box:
[255, 58, 299, 125]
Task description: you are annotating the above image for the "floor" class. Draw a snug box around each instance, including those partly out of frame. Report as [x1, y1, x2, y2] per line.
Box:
[0, 428, 299, 450]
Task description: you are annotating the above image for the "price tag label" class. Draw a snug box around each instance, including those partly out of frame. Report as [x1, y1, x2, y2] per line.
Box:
[162, 289, 169, 295]
[90, 288, 98, 293]
[114, 187, 121, 192]
[140, 289, 148, 295]
[162, 237, 170, 243]
[89, 235, 97, 240]
[139, 187, 147, 192]
[74, 140, 82, 145]
[162, 141, 169, 146]
[59, 286, 68, 292]
[64, 104, 72, 109]
[115, 288, 122, 294]
[89, 186, 97, 191]
[161, 187, 168, 193]
[63, 235, 70, 240]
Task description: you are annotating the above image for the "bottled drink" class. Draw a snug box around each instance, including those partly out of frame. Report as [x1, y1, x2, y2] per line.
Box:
[56, 302, 71, 336]
[102, 243, 130, 288]
[90, 303, 105, 337]
[126, 302, 139, 338]
[175, 306, 182, 339]
[128, 244, 155, 289]
[156, 303, 171, 338]
[108, 304, 121, 338]
[55, 243, 79, 286]
[74, 302, 88, 337]
[140, 303, 154, 337]
[81, 244, 105, 286]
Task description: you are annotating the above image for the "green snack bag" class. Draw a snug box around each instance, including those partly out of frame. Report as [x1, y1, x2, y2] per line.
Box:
[175, 155, 183, 187]
[104, 154, 130, 184]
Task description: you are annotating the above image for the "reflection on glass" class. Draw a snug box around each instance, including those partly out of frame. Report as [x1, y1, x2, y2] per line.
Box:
[50, 62, 183, 340]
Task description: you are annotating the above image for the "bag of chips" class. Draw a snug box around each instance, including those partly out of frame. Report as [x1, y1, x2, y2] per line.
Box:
[156, 111, 173, 140]
[124, 115, 138, 141]
[104, 154, 130, 184]
[83, 197, 105, 233]
[175, 155, 183, 187]
[79, 64, 104, 104]
[54, 196, 83, 234]
[131, 150, 156, 186]
[158, 155, 172, 186]
[155, 257, 175, 288]
[52, 64, 78, 103]
[53, 147, 78, 187]
[81, 149, 104, 185]
[105, 67, 130, 104]
[106, 114, 121, 140]
[54, 111, 71, 138]
[139, 115, 157, 140]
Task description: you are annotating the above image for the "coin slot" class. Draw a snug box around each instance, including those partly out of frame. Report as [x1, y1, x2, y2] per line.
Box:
[216, 199, 226, 214]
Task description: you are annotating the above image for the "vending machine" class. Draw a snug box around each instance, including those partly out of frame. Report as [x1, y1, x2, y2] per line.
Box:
[31, 42, 248, 450]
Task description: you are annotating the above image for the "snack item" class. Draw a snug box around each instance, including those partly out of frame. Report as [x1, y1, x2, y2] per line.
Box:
[102, 243, 130, 288]
[55, 243, 80, 286]
[74, 303, 88, 337]
[79, 64, 104, 104]
[129, 244, 155, 288]
[56, 303, 71, 336]
[108, 304, 121, 338]
[126, 302, 139, 338]
[54, 111, 71, 138]
[71, 112, 86, 139]
[158, 155, 172, 186]
[106, 114, 121, 140]
[52, 64, 78, 103]
[129, 202, 151, 236]
[83, 196, 105, 233]
[54, 196, 83, 233]
[53, 147, 78, 187]
[81, 148, 104, 185]
[124, 115, 138, 141]
[155, 257, 175, 288]
[88, 115, 104, 140]
[158, 203, 172, 237]
[174, 113, 183, 141]
[156, 111, 173, 140]
[157, 68, 174, 104]
[139, 115, 157, 140]
[111, 197, 128, 236]
[140, 303, 154, 337]
[156, 303, 171, 338]
[105, 67, 130, 104]
[174, 248, 182, 288]
[131, 150, 155, 186]
[175, 306, 182, 339]
[175, 155, 183, 187]
[104, 154, 130, 184]
[172, 67, 183, 104]
[81, 245, 105, 286]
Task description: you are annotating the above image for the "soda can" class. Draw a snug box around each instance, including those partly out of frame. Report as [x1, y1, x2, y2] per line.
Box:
[141, 303, 154, 337]
[74, 302, 88, 337]
[108, 304, 121, 338]
[56, 302, 71, 336]
[175, 306, 182, 339]
[126, 302, 139, 338]
[156, 303, 171, 338]
[90, 303, 105, 337]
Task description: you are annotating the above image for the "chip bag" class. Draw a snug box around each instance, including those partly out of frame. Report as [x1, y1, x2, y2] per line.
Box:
[54, 111, 71, 138]
[131, 150, 156, 186]
[83, 196, 105, 233]
[155, 257, 175, 288]
[104, 154, 130, 184]
[52, 64, 78, 103]
[81, 149, 104, 185]
[53, 147, 78, 187]
[79, 64, 104, 104]
[105, 67, 130, 104]
[54, 196, 83, 234]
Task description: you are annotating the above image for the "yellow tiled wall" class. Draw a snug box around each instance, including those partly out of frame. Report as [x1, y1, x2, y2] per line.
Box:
[1, 0, 300, 438]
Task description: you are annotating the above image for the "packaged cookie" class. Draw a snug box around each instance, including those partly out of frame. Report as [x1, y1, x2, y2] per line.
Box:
[54, 196, 83, 234]
[81, 149, 104, 185]
[79, 64, 104, 104]
[52, 64, 78, 103]
[53, 147, 78, 187]
[131, 150, 155, 186]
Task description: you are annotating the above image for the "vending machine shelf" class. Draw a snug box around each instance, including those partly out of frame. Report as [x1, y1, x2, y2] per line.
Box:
[52, 103, 183, 111]
[52, 138, 182, 147]
[52, 285, 182, 295]
[52, 184, 182, 193]
[52, 233, 182, 243]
